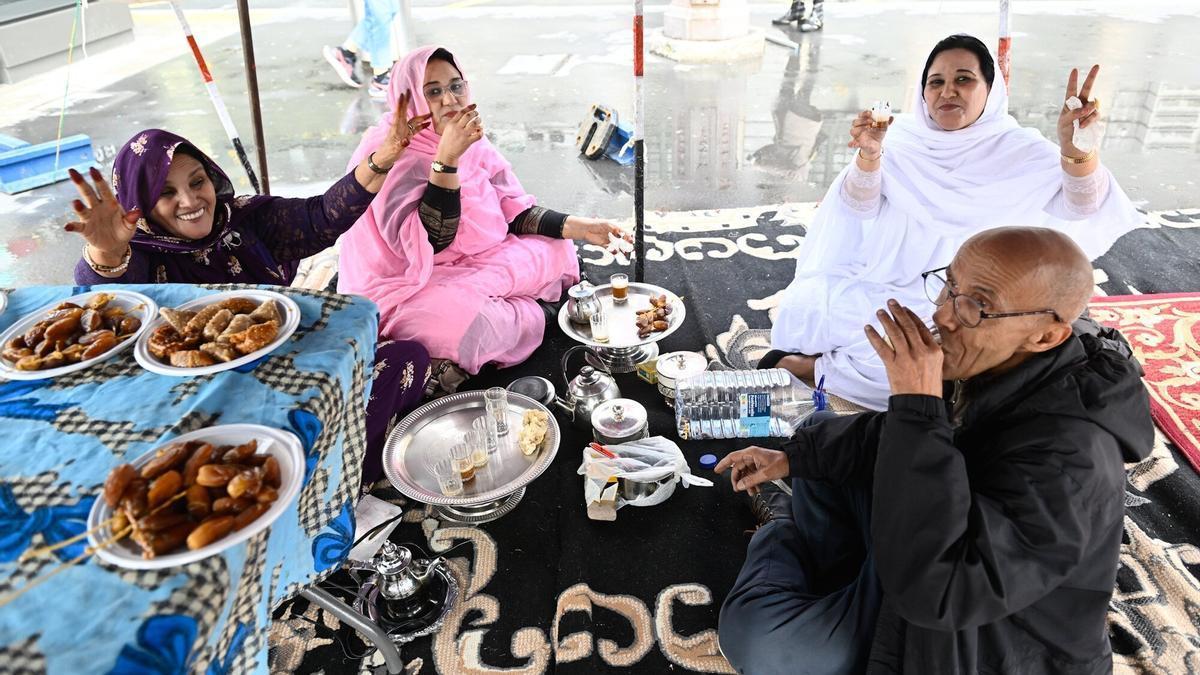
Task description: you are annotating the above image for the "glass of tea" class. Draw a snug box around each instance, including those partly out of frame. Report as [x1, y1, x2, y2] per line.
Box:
[450, 442, 476, 481]
[431, 457, 464, 496]
[589, 309, 610, 343]
[610, 273, 629, 303]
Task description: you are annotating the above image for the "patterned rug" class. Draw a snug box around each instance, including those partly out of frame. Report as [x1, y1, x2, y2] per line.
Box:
[270, 203, 1200, 674]
[1092, 293, 1200, 474]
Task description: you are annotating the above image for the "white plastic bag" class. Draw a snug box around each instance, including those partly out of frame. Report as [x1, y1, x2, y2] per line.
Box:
[577, 436, 713, 510]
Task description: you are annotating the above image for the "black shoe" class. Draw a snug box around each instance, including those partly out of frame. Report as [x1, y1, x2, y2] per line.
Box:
[771, 0, 805, 25]
[749, 480, 793, 528]
[538, 299, 563, 326]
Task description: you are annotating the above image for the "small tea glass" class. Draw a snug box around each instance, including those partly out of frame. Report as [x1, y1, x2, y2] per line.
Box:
[464, 429, 490, 469]
[450, 442, 476, 481]
[431, 457, 464, 497]
[472, 415, 500, 455]
[610, 273, 629, 304]
[484, 387, 509, 436]
[589, 309, 610, 343]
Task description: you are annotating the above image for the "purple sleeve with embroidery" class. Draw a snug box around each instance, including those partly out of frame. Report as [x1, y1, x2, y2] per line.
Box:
[73, 249, 152, 285]
[244, 171, 374, 264]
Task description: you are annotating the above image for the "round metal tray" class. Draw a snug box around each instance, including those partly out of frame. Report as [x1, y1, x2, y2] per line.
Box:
[557, 282, 685, 349]
[382, 391, 559, 507]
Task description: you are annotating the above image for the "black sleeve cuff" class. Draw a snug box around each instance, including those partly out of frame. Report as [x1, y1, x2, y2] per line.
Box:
[538, 208, 568, 238]
[422, 182, 461, 215]
[781, 432, 811, 479]
[887, 394, 947, 418]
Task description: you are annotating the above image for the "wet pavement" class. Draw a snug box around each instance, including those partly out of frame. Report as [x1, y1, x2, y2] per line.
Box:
[1, 0, 1198, 287]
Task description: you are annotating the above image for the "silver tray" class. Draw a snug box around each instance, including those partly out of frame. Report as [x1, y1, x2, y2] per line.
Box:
[557, 282, 686, 349]
[382, 391, 560, 506]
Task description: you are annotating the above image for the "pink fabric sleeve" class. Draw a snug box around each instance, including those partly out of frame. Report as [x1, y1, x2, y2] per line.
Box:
[488, 156, 537, 223]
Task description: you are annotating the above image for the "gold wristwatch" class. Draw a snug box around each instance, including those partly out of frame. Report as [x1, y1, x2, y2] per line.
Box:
[431, 160, 458, 174]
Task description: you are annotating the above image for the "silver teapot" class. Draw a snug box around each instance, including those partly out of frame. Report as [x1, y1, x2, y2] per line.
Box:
[565, 280, 602, 326]
[365, 540, 440, 602]
[555, 345, 621, 429]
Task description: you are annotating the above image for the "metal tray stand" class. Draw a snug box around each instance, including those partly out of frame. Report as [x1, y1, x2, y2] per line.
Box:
[382, 391, 560, 523]
[557, 281, 687, 373]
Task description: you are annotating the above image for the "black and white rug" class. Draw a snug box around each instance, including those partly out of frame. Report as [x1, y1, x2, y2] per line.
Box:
[270, 203, 1200, 674]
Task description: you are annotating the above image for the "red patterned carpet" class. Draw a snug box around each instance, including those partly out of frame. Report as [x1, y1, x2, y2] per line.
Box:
[1092, 294, 1200, 474]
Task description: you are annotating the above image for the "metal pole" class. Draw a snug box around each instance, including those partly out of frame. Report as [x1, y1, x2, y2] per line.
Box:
[998, 0, 1012, 93]
[300, 587, 404, 674]
[170, 0, 261, 193]
[235, 0, 270, 194]
[633, 0, 645, 283]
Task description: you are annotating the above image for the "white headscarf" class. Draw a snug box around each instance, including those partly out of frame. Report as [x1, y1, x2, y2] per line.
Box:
[773, 36, 1143, 409]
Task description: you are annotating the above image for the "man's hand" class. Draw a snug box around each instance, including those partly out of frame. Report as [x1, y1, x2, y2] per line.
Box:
[864, 299, 944, 397]
[715, 446, 789, 495]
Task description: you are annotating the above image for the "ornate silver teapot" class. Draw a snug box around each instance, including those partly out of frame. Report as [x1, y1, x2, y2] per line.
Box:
[565, 280, 602, 326]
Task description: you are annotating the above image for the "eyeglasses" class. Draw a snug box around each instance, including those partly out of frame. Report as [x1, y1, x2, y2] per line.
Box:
[921, 266, 1063, 328]
[423, 80, 468, 100]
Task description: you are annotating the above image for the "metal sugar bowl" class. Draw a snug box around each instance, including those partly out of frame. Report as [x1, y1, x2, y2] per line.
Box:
[590, 398, 650, 445]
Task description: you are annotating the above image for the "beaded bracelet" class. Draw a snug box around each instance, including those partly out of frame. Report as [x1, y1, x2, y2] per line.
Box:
[83, 244, 132, 275]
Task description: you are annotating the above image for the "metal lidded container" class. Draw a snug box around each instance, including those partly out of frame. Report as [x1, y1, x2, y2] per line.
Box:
[655, 351, 708, 406]
[506, 376, 555, 407]
[590, 398, 650, 445]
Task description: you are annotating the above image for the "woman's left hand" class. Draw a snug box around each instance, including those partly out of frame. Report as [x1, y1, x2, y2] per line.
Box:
[1057, 65, 1101, 154]
[375, 90, 432, 167]
[562, 216, 631, 247]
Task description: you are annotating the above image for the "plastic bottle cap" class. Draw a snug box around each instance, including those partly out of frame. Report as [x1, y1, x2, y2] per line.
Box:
[699, 454, 718, 469]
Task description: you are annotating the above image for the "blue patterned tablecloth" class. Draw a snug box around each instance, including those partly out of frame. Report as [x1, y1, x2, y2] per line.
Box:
[0, 283, 379, 674]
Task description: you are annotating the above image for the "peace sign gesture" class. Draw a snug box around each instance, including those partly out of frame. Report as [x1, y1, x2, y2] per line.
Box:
[374, 90, 432, 168]
[1058, 65, 1101, 154]
[64, 167, 141, 265]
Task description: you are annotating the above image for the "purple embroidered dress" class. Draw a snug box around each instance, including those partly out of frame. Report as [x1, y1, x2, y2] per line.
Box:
[74, 129, 428, 484]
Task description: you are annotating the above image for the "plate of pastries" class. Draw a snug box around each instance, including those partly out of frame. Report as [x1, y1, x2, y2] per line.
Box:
[134, 290, 300, 376]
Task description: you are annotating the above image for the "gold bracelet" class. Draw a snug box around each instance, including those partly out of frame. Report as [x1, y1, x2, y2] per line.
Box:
[83, 244, 131, 275]
[858, 148, 882, 162]
[1060, 148, 1097, 164]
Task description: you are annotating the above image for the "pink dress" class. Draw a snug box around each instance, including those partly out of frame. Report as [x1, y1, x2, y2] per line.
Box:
[338, 46, 579, 373]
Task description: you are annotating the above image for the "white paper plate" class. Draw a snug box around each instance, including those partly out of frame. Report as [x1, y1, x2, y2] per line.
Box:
[87, 424, 305, 570]
[0, 290, 157, 381]
[0, 290, 8, 319]
[133, 290, 300, 377]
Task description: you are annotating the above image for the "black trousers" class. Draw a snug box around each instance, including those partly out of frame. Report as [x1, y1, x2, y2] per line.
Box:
[718, 412, 883, 674]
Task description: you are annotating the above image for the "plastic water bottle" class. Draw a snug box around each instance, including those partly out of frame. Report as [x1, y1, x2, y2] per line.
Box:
[674, 369, 822, 439]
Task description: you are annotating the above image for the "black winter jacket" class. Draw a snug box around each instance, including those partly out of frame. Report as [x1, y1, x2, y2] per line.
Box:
[781, 322, 1153, 674]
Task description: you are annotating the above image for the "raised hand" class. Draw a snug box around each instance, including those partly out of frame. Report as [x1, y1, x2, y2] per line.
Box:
[376, 90, 431, 167]
[436, 103, 483, 163]
[1058, 65, 1101, 154]
[64, 167, 140, 264]
[864, 299, 944, 398]
[848, 110, 892, 159]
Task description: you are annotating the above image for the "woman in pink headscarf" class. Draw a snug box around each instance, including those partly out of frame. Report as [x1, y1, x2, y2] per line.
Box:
[338, 46, 626, 394]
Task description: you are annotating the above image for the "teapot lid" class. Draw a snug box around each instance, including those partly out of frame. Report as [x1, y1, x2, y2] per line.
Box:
[591, 398, 648, 437]
[568, 281, 596, 299]
[376, 540, 413, 576]
[570, 365, 615, 397]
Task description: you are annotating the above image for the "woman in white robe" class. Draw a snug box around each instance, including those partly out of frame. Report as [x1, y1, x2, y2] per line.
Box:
[768, 33, 1141, 410]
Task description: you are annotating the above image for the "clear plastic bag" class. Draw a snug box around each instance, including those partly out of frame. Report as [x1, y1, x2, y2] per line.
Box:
[577, 436, 713, 509]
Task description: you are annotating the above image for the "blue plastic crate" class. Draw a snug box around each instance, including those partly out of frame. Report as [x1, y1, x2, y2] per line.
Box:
[0, 134, 95, 193]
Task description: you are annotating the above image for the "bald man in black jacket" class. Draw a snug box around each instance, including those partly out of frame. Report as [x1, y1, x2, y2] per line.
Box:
[717, 227, 1153, 674]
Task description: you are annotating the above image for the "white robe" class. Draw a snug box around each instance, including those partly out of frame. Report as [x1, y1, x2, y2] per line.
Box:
[771, 49, 1143, 410]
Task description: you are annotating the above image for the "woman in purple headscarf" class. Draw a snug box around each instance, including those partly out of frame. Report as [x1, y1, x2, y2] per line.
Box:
[65, 102, 432, 485]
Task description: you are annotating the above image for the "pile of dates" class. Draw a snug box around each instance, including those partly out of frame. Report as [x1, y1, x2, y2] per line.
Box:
[2, 293, 141, 371]
[635, 294, 673, 339]
[103, 438, 281, 558]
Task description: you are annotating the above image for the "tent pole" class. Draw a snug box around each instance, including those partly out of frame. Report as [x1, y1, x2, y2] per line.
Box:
[235, 0, 270, 194]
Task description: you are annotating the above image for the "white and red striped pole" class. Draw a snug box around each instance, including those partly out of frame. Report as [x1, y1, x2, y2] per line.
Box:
[998, 0, 1012, 93]
[633, 0, 646, 283]
[168, 0, 262, 194]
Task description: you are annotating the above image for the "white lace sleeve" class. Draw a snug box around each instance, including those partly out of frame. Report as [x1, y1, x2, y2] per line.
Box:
[839, 162, 882, 216]
[1062, 168, 1111, 217]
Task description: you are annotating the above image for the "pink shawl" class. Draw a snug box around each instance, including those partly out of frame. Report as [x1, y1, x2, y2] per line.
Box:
[338, 46, 538, 305]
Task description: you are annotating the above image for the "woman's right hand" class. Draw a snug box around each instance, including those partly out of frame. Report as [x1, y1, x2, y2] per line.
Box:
[64, 167, 141, 261]
[435, 103, 483, 163]
[848, 110, 890, 159]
